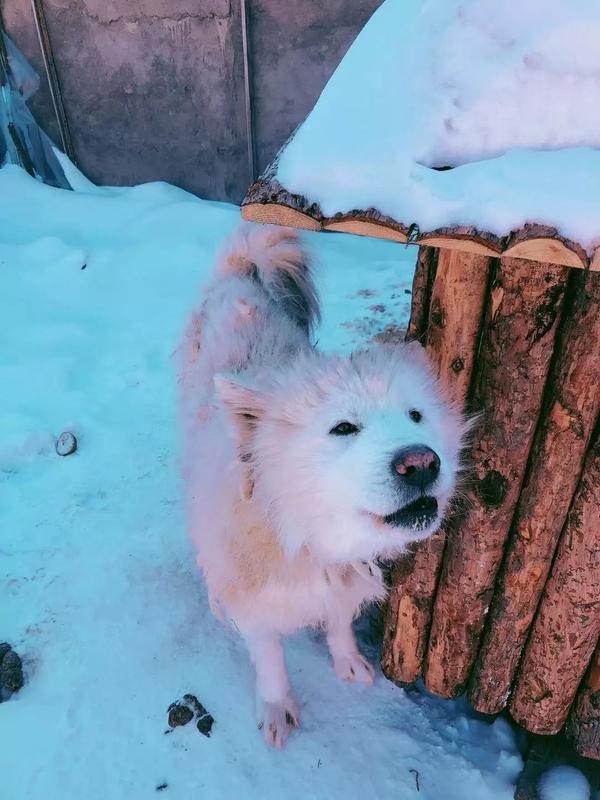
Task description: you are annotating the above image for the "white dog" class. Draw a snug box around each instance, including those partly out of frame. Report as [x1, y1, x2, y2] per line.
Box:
[178, 225, 466, 748]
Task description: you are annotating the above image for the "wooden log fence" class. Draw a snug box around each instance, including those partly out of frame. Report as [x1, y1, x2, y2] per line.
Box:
[470, 271, 600, 713]
[510, 423, 600, 733]
[425, 258, 568, 696]
[381, 249, 491, 683]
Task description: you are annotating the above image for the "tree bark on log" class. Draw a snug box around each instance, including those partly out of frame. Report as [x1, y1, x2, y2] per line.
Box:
[567, 644, 600, 760]
[424, 258, 569, 697]
[381, 249, 491, 684]
[426, 249, 492, 404]
[405, 246, 437, 344]
[509, 425, 600, 734]
[469, 271, 600, 713]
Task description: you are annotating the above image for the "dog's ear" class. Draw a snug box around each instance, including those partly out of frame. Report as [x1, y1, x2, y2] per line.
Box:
[214, 374, 266, 445]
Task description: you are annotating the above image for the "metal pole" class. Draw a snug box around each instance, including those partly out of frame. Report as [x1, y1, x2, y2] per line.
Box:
[30, 0, 76, 160]
[240, 0, 256, 183]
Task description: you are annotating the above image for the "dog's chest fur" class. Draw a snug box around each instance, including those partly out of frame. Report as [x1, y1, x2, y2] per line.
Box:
[213, 497, 387, 634]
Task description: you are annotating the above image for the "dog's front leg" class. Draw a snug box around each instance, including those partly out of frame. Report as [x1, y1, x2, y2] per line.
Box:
[244, 631, 299, 749]
[326, 616, 375, 686]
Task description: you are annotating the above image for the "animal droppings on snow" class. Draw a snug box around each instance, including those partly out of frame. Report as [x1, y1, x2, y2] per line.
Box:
[183, 694, 215, 737]
[55, 431, 77, 456]
[168, 695, 214, 737]
[196, 713, 214, 738]
[0, 645, 24, 698]
[538, 765, 591, 800]
[167, 702, 194, 728]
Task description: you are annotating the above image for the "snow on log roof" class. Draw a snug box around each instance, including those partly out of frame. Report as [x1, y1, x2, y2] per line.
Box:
[242, 0, 600, 268]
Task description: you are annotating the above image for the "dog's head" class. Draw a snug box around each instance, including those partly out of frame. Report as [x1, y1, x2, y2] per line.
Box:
[215, 343, 469, 564]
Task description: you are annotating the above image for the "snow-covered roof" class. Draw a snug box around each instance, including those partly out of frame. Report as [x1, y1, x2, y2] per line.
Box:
[243, 0, 600, 267]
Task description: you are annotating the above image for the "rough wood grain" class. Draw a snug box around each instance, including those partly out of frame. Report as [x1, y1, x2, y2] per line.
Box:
[324, 208, 408, 242]
[381, 528, 447, 684]
[424, 258, 569, 697]
[241, 169, 323, 225]
[418, 226, 503, 258]
[470, 271, 600, 713]
[323, 219, 407, 242]
[510, 425, 600, 734]
[567, 644, 600, 760]
[405, 246, 437, 344]
[381, 250, 492, 684]
[426, 250, 492, 404]
[241, 202, 322, 230]
[504, 224, 588, 270]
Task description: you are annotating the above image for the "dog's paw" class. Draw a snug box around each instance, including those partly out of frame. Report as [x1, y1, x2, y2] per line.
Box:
[256, 696, 300, 749]
[333, 652, 375, 685]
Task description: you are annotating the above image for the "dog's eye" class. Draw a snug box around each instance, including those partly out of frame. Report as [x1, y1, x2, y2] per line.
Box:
[409, 409, 423, 423]
[329, 421, 360, 436]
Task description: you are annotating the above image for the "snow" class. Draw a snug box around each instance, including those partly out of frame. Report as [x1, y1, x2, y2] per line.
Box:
[538, 765, 591, 800]
[276, 0, 600, 250]
[0, 163, 522, 798]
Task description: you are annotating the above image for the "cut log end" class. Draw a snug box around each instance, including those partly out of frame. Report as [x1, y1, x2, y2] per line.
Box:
[323, 219, 407, 242]
[241, 203, 322, 231]
[503, 238, 586, 269]
[418, 229, 501, 258]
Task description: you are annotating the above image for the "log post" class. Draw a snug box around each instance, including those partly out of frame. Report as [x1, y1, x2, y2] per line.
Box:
[567, 643, 600, 760]
[424, 258, 569, 697]
[381, 248, 491, 683]
[509, 424, 600, 734]
[469, 271, 600, 713]
[405, 246, 437, 344]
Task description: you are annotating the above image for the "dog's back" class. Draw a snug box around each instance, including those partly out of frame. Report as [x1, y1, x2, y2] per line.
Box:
[177, 225, 320, 616]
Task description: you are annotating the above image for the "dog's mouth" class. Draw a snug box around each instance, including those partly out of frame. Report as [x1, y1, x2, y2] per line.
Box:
[377, 496, 439, 531]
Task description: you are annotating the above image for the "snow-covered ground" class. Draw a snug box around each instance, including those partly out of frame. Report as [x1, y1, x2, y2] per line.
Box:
[0, 164, 522, 799]
[277, 0, 600, 250]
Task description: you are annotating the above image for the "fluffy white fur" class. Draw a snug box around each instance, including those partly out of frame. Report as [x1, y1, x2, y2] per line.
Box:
[178, 224, 467, 748]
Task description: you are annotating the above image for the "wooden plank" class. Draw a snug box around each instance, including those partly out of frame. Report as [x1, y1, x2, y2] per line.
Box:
[241, 203, 322, 231]
[424, 258, 569, 698]
[510, 425, 600, 735]
[381, 250, 492, 685]
[470, 270, 600, 714]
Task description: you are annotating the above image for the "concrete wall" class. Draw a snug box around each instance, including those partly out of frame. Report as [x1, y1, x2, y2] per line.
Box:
[4, 0, 382, 202]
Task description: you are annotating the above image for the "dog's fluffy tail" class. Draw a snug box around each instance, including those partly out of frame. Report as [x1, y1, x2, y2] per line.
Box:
[217, 224, 320, 334]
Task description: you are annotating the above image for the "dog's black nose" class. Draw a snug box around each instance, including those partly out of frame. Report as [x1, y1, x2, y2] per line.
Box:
[391, 446, 440, 490]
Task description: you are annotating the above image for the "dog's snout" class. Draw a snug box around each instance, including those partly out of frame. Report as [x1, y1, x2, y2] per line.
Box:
[391, 446, 440, 489]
